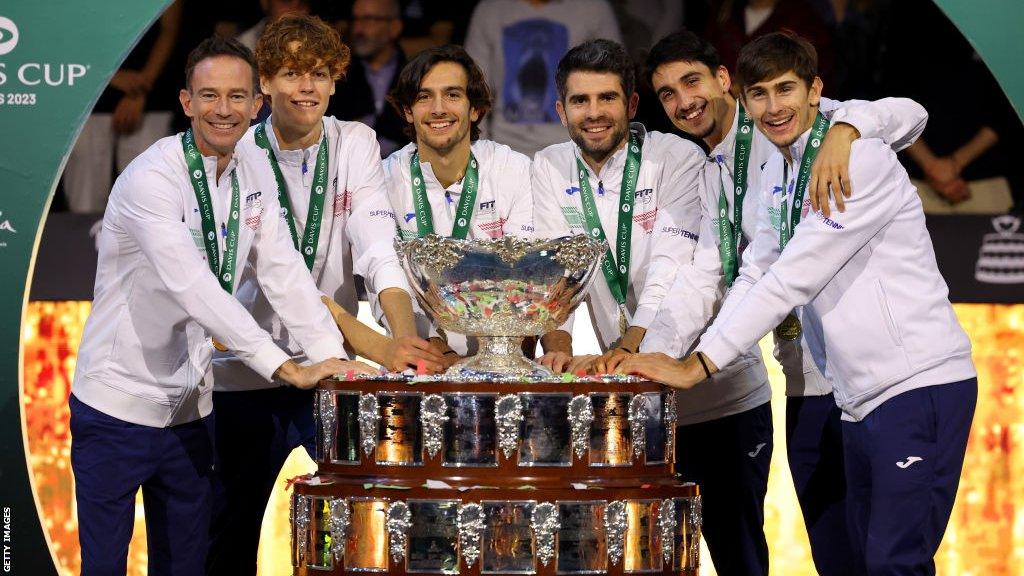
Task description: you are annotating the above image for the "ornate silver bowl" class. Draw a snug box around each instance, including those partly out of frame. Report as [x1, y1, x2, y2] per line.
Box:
[395, 234, 604, 377]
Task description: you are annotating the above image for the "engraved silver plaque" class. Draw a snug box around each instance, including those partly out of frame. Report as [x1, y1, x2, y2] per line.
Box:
[309, 497, 333, 569]
[345, 498, 389, 572]
[376, 393, 423, 466]
[482, 500, 537, 574]
[663, 391, 677, 461]
[589, 393, 633, 467]
[643, 393, 667, 465]
[624, 500, 661, 573]
[407, 500, 460, 574]
[332, 392, 361, 464]
[556, 501, 608, 574]
[519, 393, 572, 466]
[444, 393, 497, 467]
[672, 496, 702, 572]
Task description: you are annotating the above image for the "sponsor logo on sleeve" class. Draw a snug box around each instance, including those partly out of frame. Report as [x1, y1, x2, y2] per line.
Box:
[634, 208, 657, 233]
[478, 199, 496, 214]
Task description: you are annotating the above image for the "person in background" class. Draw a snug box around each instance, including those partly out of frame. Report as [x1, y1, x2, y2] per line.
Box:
[329, 0, 410, 157]
[62, 1, 183, 213]
[465, 0, 623, 157]
[236, 0, 311, 50]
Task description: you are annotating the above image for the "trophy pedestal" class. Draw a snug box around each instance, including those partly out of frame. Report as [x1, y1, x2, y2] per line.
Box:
[445, 336, 554, 379]
[290, 376, 703, 575]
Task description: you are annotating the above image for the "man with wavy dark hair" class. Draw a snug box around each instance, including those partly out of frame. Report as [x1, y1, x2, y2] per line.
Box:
[206, 15, 440, 575]
[381, 45, 535, 359]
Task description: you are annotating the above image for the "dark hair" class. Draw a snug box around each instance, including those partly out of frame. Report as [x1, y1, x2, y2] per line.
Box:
[644, 30, 721, 86]
[388, 44, 492, 141]
[184, 36, 259, 93]
[555, 39, 635, 102]
[735, 31, 818, 92]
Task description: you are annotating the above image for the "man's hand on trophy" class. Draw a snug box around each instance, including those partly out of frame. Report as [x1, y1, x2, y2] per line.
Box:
[567, 354, 600, 375]
[275, 358, 374, 389]
[538, 351, 573, 373]
[615, 352, 716, 389]
[428, 337, 463, 370]
[593, 348, 632, 374]
[386, 335, 446, 373]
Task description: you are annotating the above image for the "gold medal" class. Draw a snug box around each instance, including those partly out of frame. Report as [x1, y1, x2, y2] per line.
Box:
[212, 338, 228, 352]
[774, 313, 802, 341]
[618, 308, 628, 337]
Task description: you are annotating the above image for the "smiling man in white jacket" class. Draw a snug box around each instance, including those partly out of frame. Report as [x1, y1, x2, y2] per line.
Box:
[206, 17, 444, 576]
[532, 38, 705, 371]
[619, 32, 977, 575]
[69, 37, 359, 576]
[382, 44, 535, 358]
[612, 29, 929, 576]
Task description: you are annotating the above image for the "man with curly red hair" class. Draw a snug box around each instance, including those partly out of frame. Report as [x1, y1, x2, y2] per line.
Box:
[206, 15, 440, 575]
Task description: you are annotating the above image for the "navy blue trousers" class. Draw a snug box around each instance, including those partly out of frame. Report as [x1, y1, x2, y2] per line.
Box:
[787, 393, 858, 576]
[70, 394, 214, 576]
[676, 401, 773, 576]
[843, 378, 977, 575]
[206, 386, 316, 576]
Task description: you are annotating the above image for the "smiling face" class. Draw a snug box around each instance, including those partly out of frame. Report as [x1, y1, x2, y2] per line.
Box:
[260, 45, 335, 136]
[741, 70, 822, 150]
[651, 59, 733, 145]
[556, 70, 637, 167]
[179, 55, 263, 157]
[405, 61, 479, 156]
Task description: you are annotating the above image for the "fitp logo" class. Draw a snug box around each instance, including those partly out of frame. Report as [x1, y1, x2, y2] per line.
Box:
[0, 17, 19, 56]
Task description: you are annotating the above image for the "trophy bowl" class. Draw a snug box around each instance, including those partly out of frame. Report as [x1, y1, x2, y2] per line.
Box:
[395, 234, 605, 378]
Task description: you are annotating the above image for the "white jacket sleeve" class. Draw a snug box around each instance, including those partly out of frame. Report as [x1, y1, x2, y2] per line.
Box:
[119, 170, 291, 381]
[698, 141, 903, 369]
[641, 212, 724, 356]
[346, 131, 410, 293]
[631, 141, 704, 329]
[251, 184, 348, 364]
[824, 97, 928, 152]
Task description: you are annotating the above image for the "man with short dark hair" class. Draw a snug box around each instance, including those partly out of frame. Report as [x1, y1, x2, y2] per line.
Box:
[70, 36, 361, 576]
[619, 31, 977, 575]
[604, 29, 930, 576]
[383, 44, 534, 358]
[532, 38, 705, 373]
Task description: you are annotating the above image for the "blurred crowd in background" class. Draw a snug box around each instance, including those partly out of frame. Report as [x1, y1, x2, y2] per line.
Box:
[56, 0, 1023, 215]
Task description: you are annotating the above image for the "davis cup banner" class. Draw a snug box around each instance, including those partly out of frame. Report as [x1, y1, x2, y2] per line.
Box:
[0, 3, 169, 573]
[0, 1, 1020, 574]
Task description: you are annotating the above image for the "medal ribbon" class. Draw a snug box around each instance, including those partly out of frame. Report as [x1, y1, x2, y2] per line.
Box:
[182, 128, 240, 293]
[717, 103, 754, 286]
[575, 133, 642, 309]
[779, 112, 830, 250]
[254, 121, 329, 270]
[409, 151, 479, 239]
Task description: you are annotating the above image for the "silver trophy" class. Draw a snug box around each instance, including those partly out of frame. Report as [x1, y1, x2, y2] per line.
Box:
[395, 234, 604, 378]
